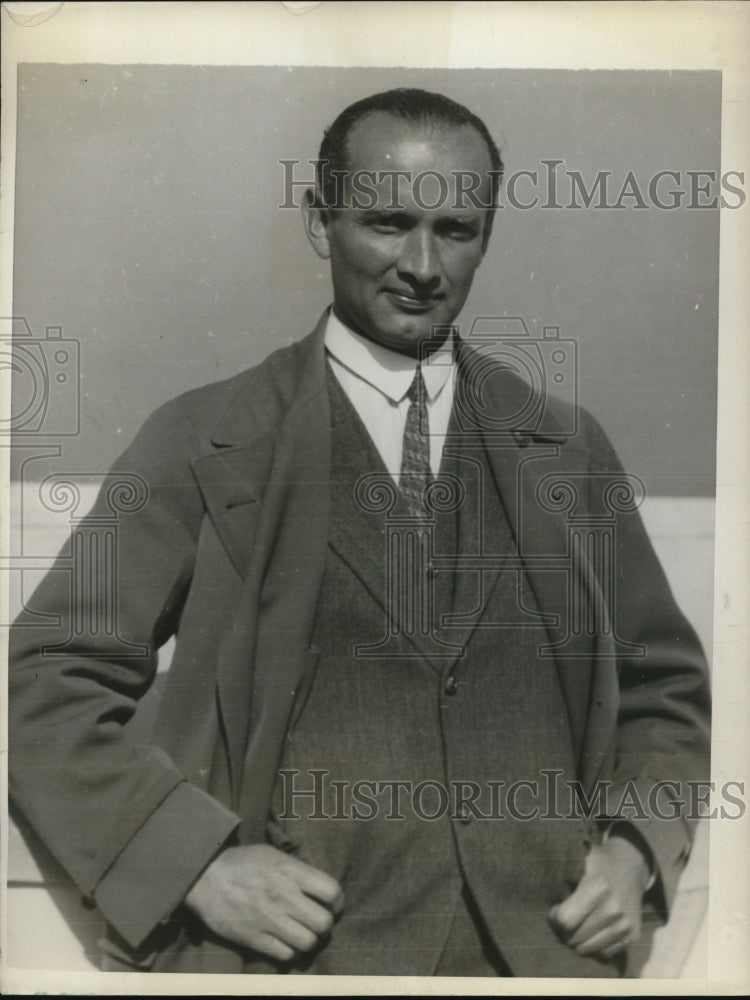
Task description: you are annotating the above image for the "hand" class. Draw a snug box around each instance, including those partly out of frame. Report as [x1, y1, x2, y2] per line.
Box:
[184, 844, 344, 963]
[548, 834, 651, 960]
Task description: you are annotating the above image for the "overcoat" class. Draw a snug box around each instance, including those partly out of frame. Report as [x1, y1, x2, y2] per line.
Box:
[9, 314, 711, 974]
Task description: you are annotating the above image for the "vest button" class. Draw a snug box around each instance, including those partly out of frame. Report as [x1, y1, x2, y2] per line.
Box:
[512, 429, 532, 447]
[456, 806, 472, 825]
[444, 674, 458, 695]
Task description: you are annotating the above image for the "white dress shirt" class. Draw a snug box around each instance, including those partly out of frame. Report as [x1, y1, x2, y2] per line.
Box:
[324, 310, 456, 483]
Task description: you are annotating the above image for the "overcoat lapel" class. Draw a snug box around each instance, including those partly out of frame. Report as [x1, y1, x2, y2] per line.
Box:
[481, 436, 597, 768]
[190, 439, 274, 578]
[238, 385, 331, 837]
[454, 341, 605, 773]
[191, 318, 331, 820]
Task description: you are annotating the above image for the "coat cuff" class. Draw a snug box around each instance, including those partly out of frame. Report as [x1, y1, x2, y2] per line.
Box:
[604, 778, 693, 912]
[92, 781, 240, 950]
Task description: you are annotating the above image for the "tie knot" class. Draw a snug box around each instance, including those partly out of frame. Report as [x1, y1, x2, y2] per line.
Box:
[407, 365, 426, 404]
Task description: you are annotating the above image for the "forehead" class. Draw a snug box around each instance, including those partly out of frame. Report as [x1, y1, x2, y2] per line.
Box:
[344, 111, 493, 180]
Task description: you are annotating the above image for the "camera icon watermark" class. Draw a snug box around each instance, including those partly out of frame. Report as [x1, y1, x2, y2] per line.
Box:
[420, 316, 579, 440]
[0, 317, 80, 436]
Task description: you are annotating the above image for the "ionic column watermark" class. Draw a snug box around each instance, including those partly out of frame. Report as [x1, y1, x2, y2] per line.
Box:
[353, 473, 465, 660]
[536, 472, 647, 659]
[38, 473, 150, 657]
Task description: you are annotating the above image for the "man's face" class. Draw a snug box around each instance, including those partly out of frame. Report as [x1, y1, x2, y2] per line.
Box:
[306, 112, 494, 355]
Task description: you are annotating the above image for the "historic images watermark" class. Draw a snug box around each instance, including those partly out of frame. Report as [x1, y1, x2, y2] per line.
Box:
[279, 160, 746, 210]
[276, 769, 746, 822]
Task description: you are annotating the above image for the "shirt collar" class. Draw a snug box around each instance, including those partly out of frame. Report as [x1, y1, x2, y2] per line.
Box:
[324, 308, 454, 405]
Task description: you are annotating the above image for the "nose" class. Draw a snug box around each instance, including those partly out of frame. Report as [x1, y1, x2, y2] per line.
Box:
[396, 227, 441, 289]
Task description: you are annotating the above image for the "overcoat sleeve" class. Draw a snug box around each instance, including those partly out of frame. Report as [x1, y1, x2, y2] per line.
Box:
[8, 394, 241, 951]
[579, 407, 711, 911]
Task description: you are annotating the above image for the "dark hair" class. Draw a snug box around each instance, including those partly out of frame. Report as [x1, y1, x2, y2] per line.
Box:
[315, 87, 504, 223]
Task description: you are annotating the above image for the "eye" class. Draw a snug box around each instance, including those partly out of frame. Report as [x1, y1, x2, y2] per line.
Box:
[439, 220, 481, 241]
[364, 213, 411, 233]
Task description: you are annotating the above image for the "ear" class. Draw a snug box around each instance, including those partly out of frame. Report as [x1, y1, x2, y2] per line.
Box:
[301, 187, 331, 260]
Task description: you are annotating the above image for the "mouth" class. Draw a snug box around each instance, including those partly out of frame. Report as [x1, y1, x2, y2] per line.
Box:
[385, 289, 442, 312]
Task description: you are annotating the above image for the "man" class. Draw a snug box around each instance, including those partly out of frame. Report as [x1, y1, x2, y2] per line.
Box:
[9, 88, 710, 977]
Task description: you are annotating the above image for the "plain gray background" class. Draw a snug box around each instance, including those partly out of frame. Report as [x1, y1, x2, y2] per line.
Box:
[12, 64, 720, 494]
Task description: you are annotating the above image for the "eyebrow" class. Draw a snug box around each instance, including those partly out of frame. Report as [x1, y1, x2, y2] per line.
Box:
[357, 208, 484, 222]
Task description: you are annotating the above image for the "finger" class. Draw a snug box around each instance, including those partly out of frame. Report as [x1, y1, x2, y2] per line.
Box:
[269, 914, 320, 953]
[250, 932, 296, 964]
[572, 918, 632, 957]
[549, 875, 609, 936]
[292, 862, 344, 910]
[599, 940, 631, 961]
[286, 892, 336, 936]
[565, 899, 622, 948]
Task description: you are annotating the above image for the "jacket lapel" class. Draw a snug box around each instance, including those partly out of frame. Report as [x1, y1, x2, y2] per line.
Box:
[324, 369, 392, 623]
[325, 366, 466, 670]
[439, 432, 521, 658]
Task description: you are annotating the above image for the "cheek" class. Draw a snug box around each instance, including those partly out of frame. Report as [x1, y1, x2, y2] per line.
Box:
[444, 253, 483, 291]
[333, 247, 386, 287]
[334, 227, 396, 275]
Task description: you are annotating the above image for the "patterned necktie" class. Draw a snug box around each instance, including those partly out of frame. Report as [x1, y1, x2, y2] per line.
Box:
[399, 364, 432, 517]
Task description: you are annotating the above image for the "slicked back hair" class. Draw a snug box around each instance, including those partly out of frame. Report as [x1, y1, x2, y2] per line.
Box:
[315, 88, 504, 237]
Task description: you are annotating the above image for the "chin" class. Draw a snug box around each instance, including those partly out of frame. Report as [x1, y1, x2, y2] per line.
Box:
[353, 308, 449, 353]
[390, 314, 440, 339]
[380, 326, 433, 353]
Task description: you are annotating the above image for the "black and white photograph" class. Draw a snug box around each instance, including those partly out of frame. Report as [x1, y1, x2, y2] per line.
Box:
[1, 2, 748, 993]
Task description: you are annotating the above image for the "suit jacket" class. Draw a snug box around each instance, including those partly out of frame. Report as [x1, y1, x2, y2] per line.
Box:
[9, 313, 711, 971]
